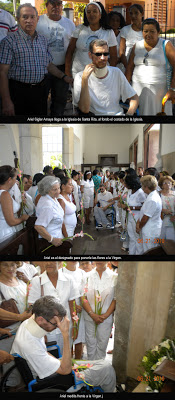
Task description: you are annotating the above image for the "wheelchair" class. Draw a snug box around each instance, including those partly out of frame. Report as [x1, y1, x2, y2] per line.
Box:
[0, 341, 103, 394]
[94, 203, 116, 231]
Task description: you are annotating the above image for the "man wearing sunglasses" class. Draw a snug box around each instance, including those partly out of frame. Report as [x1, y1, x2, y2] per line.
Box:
[37, 0, 75, 116]
[11, 296, 116, 392]
[74, 39, 139, 116]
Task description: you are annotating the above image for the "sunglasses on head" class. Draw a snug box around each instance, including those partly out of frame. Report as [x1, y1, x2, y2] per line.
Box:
[92, 52, 109, 57]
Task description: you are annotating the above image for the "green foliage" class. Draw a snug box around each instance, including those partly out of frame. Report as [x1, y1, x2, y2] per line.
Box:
[50, 154, 62, 169]
[0, 1, 19, 15]
[139, 338, 175, 392]
[166, 28, 175, 33]
[74, 3, 86, 19]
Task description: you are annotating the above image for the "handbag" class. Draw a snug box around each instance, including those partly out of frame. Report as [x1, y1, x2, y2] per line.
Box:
[0, 289, 19, 328]
[162, 40, 173, 90]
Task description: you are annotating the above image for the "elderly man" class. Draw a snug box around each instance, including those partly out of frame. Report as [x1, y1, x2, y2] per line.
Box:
[11, 296, 116, 392]
[73, 39, 139, 116]
[37, 0, 75, 116]
[0, 3, 72, 116]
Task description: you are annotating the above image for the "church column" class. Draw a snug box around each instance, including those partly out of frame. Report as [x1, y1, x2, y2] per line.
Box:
[62, 127, 74, 168]
[113, 262, 175, 382]
[19, 124, 43, 175]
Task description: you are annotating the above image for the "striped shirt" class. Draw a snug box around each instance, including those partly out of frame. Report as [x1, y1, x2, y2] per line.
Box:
[0, 9, 17, 41]
[0, 26, 53, 83]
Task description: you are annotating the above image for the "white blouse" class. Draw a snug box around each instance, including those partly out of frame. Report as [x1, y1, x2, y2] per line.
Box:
[35, 194, 64, 238]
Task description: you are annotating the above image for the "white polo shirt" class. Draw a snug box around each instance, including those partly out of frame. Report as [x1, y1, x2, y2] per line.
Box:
[139, 190, 162, 236]
[11, 316, 60, 379]
[97, 191, 113, 207]
[28, 270, 79, 321]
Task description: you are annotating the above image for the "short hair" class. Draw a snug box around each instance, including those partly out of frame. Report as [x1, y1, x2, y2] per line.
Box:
[119, 171, 125, 180]
[93, 169, 99, 176]
[140, 175, 158, 191]
[71, 170, 79, 178]
[125, 167, 137, 176]
[32, 173, 44, 186]
[144, 167, 160, 181]
[53, 167, 63, 176]
[89, 39, 108, 53]
[32, 296, 67, 320]
[142, 18, 160, 32]
[159, 175, 175, 189]
[99, 183, 105, 188]
[84, 2, 111, 30]
[37, 176, 60, 196]
[138, 166, 144, 170]
[125, 175, 141, 191]
[17, 3, 38, 19]
[0, 165, 16, 185]
[43, 165, 52, 175]
[108, 11, 126, 29]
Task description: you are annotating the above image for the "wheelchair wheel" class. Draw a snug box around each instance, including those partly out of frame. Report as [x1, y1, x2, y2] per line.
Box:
[0, 365, 26, 392]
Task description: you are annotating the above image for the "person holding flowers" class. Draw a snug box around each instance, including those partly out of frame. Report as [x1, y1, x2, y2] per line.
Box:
[28, 262, 79, 355]
[159, 175, 175, 241]
[63, 262, 86, 359]
[0, 165, 29, 243]
[81, 262, 117, 360]
[58, 176, 78, 237]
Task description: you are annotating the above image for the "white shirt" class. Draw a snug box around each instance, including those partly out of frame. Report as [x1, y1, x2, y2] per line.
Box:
[71, 179, 80, 212]
[11, 316, 60, 379]
[97, 191, 113, 207]
[84, 268, 117, 324]
[0, 9, 17, 41]
[28, 270, 79, 322]
[37, 14, 75, 65]
[62, 266, 86, 298]
[81, 179, 94, 195]
[74, 67, 136, 115]
[139, 190, 162, 236]
[120, 24, 143, 59]
[17, 263, 38, 281]
[0, 278, 27, 330]
[127, 188, 146, 220]
[71, 25, 117, 77]
[35, 194, 64, 238]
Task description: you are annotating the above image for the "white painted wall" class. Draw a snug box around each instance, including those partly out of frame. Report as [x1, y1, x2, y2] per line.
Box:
[161, 125, 175, 155]
[83, 124, 131, 164]
[0, 124, 20, 167]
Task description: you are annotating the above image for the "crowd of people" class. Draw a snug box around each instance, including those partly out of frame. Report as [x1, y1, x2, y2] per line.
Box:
[0, 261, 118, 392]
[0, 163, 175, 254]
[0, 1, 175, 116]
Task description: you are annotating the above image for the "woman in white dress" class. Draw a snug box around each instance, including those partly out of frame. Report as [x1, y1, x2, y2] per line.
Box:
[159, 176, 175, 241]
[0, 165, 29, 243]
[126, 18, 175, 115]
[80, 171, 94, 225]
[136, 175, 162, 254]
[63, 262, 86, 359]
[119, 4, 144, 70]
[58, 176, 77, 238]
[35, 176, 67, 254]
[81, 262, 117, 360]
[28, 261, 79, 355]
[65, 1, 117, 78]
[123, 175, 146, 255]
[0, 262, 28, 377]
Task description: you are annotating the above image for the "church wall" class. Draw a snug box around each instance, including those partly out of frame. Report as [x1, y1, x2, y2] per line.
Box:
[83, 125, 130, 164]
[0, 125, 20, 167]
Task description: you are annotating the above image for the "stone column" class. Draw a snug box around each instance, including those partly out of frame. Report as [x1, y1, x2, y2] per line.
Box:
[19, 124, 43, 175]
[113, 262, 175, 382]
[62, 127, 74, 168]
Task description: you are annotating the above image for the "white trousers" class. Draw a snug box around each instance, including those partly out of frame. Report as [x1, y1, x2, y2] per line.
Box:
[84, 318, 113, 360]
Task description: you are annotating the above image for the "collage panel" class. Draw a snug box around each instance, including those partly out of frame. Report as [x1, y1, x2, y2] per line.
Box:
[0, 0, 175, 397]
[0, 123, 175, 257]
[0, 260, 174, 397]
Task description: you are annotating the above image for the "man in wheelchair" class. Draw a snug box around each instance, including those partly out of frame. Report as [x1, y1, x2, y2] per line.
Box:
[9, 296, 116, 392]
[94, 184, 115, 229]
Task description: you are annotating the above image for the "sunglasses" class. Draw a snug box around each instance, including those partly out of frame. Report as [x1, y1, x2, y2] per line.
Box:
[143, 52, 149, 64]
[45, 316, 64, 327]
[92, 52, 109, 57]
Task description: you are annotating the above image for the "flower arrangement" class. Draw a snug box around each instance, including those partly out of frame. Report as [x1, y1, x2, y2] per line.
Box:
[72, 361, 94, 386]
[94, 290, 108, 336]
[138, 338, 175, 392]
